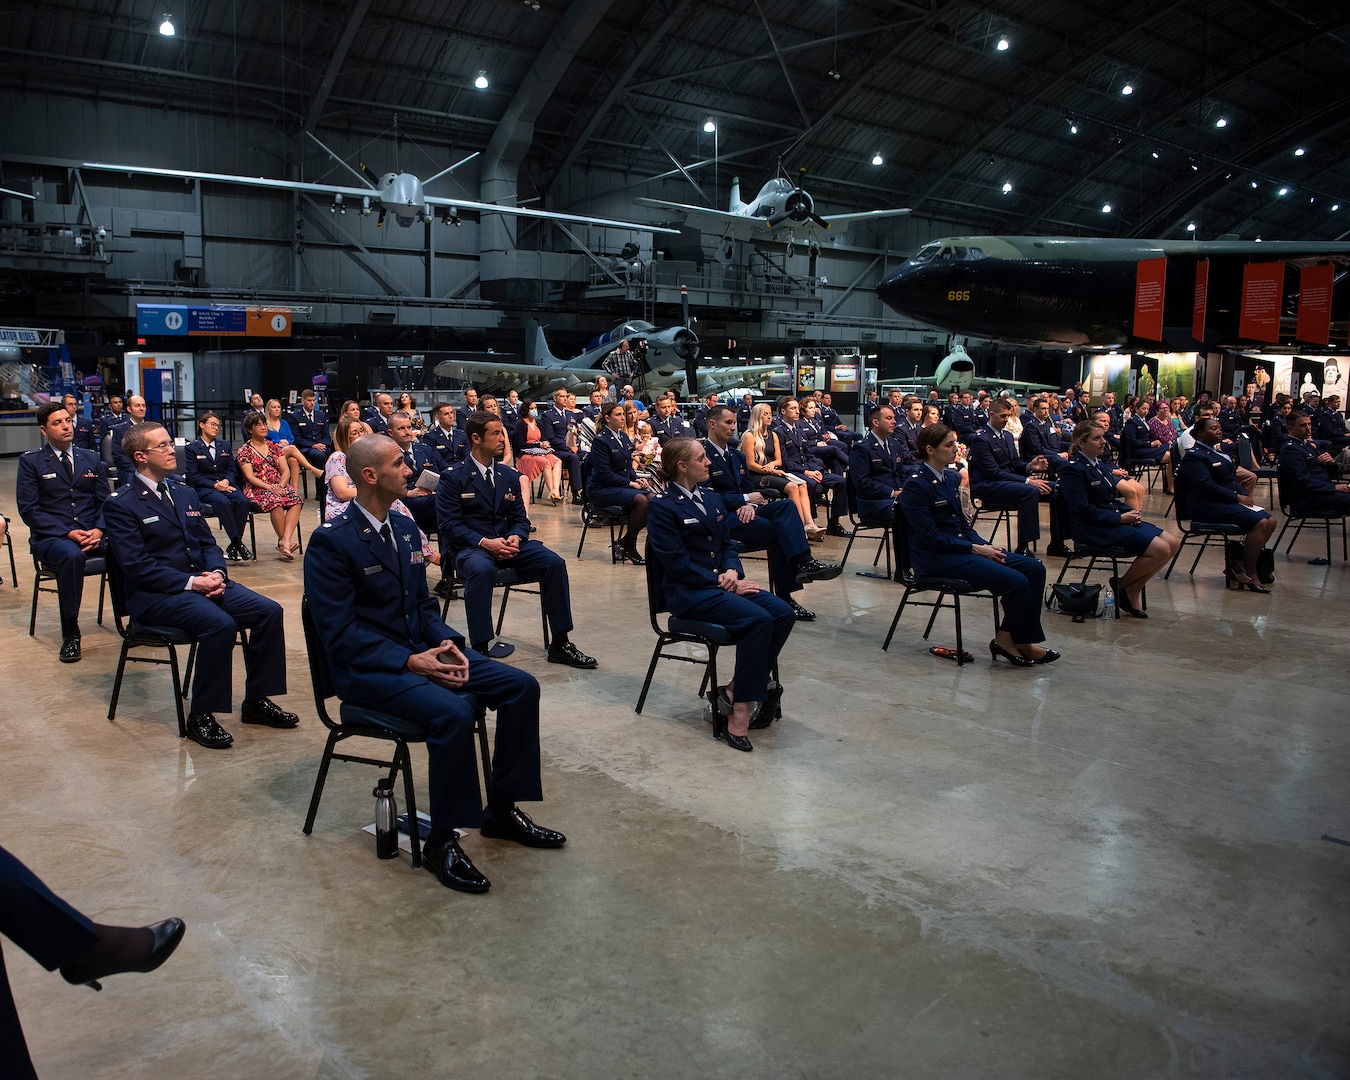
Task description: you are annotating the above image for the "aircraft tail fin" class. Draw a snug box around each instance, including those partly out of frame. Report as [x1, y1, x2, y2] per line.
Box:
[729, 177, 742, 213]
[525, 319, 561, 366]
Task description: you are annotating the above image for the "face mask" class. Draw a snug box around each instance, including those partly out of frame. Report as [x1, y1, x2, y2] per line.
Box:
[528, 408, 537, 417]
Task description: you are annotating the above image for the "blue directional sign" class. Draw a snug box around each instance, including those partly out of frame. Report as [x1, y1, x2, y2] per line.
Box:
[137, 304, 189, 336]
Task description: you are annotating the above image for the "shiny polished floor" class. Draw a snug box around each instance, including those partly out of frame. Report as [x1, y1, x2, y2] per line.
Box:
[1, 456, 1347, 1079]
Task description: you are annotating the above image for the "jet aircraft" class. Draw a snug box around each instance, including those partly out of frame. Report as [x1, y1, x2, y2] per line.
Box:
[876, 236, 1350, 349]
[82, 133, 678, 234]
[637, 171, 910, 254]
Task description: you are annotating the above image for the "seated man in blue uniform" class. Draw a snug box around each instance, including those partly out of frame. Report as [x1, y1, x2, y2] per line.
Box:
[849, 404, 910, 555]
[15, 402, 109, 662]
[967, 396, 1064, 556]
[736, 393, 755, 436]
[290, 388, 331, 491]
[538, 387, 584, 504]
[454, 387, 479, 430]
[96, 393, 124, 442]
[103, 422, 295, 748]
[649, 392, 694, 444]
[60, 394, 97, 451]
[820, 392, 861, 445]
[0, 844, 185, 1079]
[437, 412, 597, 666]
[700, 404, 839, 622]
[306, 433, 566, 894]
[1020, 395, 1069, 470]
[900, 424, 1058, 666]
[773, 396, 847, 536]
[647, 438, 798, 750]
[364, 391, 393, 435]
[1313, 393, 1350, 452]
[1278, 411, 1350, 518]
[692, 391, 720, 438]
[422, 402, 467, 471]
[183, 412, 253, 562]
[1179, 417, 1276, 589]
[387, 413, 441, 534]
[107, 393, 147, 485]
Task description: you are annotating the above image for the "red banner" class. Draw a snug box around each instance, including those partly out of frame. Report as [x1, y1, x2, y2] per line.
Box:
[1192, 259, 1209, 341]
[1238, 261, 1285, 343]
[1133, 258, 1166, 341]
[1295, 263, 1333, 345]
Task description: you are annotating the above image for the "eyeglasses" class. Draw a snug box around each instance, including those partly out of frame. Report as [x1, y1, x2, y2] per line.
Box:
[146, 441, 175, 452]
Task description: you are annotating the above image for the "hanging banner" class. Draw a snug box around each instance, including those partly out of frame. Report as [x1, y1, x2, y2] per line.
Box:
[1133, 258, 1167, 342]
[1192, 259, 1209, 341]
[1238, 262, 1285, 343]
[1295, 263, 1333, 345]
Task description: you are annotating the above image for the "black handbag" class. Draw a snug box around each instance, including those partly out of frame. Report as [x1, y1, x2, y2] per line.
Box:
[1045, 582, 1103, 622]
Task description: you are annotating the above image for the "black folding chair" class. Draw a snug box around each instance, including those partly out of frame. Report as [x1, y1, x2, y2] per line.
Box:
[30, 553, 106, 636]
[2, 516, 16, 588]
[576, 453, 631, 562]
[839, 472, 893, 578]
[881, 511, 999, 664]
[1052, 491, 1141, 619]
[971, 498, 1013, 549]
[1164, 469, 1244, 579]
[1235, 434, 1278, 507]
[1272, 475, 1349, 564]
[299, 597, 492, 870]
[438, 562, 550, 649]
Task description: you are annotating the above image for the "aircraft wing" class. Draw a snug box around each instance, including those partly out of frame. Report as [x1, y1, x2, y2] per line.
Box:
[432, 358, 601, 396]
[675, 363, 784, 392]
[822, 208, 911, 225]
[633, 198, 765, 240]
[82, 162, 679, 234]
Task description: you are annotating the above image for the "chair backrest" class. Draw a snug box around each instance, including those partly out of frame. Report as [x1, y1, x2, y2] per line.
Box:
[891, 504, 915, 578]
[1235, 434, 1257, 471]
[103, 546, 132, 634]
[642, 542, 671, 633]
[1053, 487, 1079, 545]
[844, 467, 861, 522]
[300, 596, 339, 730]
[1172, 464, 1192, 522]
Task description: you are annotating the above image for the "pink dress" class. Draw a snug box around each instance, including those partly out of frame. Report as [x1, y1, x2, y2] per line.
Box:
[515, 418, 558, 480]
[238, 442, 302, 511]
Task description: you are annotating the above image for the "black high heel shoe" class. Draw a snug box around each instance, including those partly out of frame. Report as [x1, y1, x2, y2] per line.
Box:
[712, 688, 753, 751]
[748, 680, 783, 730]
[989, 640, 1034, 666]
[1109, 576, 1148, 619]
[60, 918, 186, 991]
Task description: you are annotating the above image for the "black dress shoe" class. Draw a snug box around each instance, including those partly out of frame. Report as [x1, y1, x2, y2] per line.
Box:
[433, 576, 456, 599]
[787, 600, 816, 621]
[480, 805, 567, 848]
[1109, 576, 1148, 618]
[989, 640, 1034, 666]
[1031, 648, 1062, 664]
[240, 697, 299, 728]
[59, 635, 81, 663]
[796, 558, 843, 583]
[60, 917, 186, 991]
[547, 641, 598, 669]
[234, 543, 254, 560]
[612, 542, 645, 565]
[1045, 544, 1071, 558]
[423, 837, 491, 893]
[825, 522, 849, 538]
[185, 713, 234, 748]
[571, 494, 585, 506]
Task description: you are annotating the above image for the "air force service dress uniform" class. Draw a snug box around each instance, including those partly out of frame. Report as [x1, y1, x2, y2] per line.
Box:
[422, 424, 467, 472]
[183, 437, 250, 548]
[966, 425, 1061, 551]
[1277, 437, 1350, 516]
[1177, 441, 1271, 529]
[1058, 452, 1161, 555]
[646, 486, 795, 704]
[699, 438, 812, 599]
[898, 465, 1047, 646]
[399, 440, 442, 533]
[304, 509, 545, 831]
[15, 443, 109, 629]
[101, 476, 287, 717]
[436, 458, 575, 650]
[586, 427, 644, 507]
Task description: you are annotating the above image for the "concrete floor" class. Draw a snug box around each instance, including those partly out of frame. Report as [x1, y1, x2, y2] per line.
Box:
[1, 456, 1347, 1079]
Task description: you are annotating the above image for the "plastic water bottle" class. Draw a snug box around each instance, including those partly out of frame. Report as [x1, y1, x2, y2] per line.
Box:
[1103, 587, 1115, 619]
[373, 780, 399, 860]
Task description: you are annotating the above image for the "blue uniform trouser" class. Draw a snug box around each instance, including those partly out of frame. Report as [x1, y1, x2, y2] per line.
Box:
[922, 551, 1047, 644]
[972, 480, 1063, 550]
[134, 581, 286, 715]
[345, 653, 542, 830]
[1, 844, 100, 1080]
[729, 499, 810, 597]
[675, 588, 795, 703]
[198, 486, 250, 545]
[31, 535, 105, 628]
[455, 541, 572, 646]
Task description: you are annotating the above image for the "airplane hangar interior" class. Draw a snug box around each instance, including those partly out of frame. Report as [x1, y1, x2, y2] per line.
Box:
[1, 1, 1347, 1076]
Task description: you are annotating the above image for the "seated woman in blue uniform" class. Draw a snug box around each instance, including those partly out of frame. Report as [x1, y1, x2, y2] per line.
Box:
[1121, 395, 1169, 465]
[899, 425, 1058, 667]
[647, 438, 797, 750]
[588, 402, 652, 564]
[1059, 421, 1180, 618]
[1178, 416, 1276, 590]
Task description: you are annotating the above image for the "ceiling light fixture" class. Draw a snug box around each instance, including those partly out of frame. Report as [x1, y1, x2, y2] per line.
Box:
[1151, 149, 1160, 159]
[1215, 117, 1227, 128]
[474, 71, 489, 90]
[1277, 187, 1289, 196]
[1121, 83, 1134, 95]
[1186, 222, 1196, 232]
[1101, 203, 1112, 214]
[996, 36, 1009, 51]
[871, 153, 883, 166]
[1068, 121, 1078, 134]
[159, 13, 175, 36]
[1294, 147, 1305, 156]
[1250, 180, 1259, 189]
[703, 118, 716, 133]
[1001, 181, 1013, 194]
[1333, 204, 1341, 212]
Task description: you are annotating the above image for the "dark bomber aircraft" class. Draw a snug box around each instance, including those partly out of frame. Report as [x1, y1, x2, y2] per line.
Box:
[876, 236, 1350, 348]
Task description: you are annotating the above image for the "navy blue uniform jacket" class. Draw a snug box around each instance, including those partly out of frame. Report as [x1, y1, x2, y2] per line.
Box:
[646, 488, 745, 616]
[183, 438, 240, 494]
[897, 467, 981, 574]
[849, 433, 907, 520]
[290, 407, 330, 451]
[699, 440, 755, 510]
[15, 445, 108, 544]
[967, 427, 1030, 484]
[587, 428, 638, 490]
[101, 478, 226, 618]
[422, 425, 467, 471]
[1177, 441, 1247, 519]
[436, 459, 529, 552]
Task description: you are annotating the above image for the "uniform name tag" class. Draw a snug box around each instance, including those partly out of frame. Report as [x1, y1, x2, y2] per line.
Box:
[41, 472, 57, 479]
[196, 455, 208, 460]
[1089, 480, 1102, 487]
[683, 517, 699, 525]
[934, 499, 948, 506]
[142, 515, 160, 524]
[461, 492, 476, 499]
[363, 564, 383, 575]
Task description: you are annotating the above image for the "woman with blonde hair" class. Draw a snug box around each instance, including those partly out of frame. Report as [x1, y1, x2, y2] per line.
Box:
[264, 398, 324, 488]
[739, 402, 819, 538]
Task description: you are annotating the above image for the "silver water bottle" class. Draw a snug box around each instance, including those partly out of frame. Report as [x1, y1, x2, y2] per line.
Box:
[373, 780, 399, 859]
